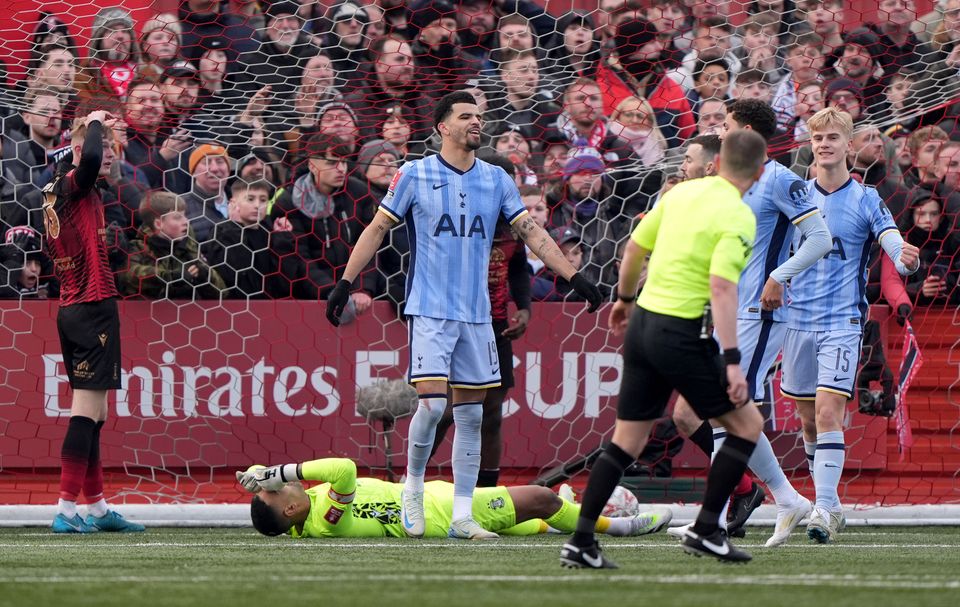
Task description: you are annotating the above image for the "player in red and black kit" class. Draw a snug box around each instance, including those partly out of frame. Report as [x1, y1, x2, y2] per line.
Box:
[46, 110, 144, 534]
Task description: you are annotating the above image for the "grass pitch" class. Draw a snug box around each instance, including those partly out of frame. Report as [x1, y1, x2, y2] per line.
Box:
[0, 527, 957, 607]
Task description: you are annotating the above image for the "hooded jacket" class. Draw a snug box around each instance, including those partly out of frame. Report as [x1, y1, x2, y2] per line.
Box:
[75, 7, 141, 114]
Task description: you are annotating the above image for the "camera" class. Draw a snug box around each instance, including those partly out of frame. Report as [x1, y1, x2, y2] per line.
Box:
[858, 388, 896, 417]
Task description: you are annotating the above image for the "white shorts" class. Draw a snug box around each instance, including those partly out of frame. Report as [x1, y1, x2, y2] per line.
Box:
[408, 316, 500, 390]
[780, 328, 862, 400]
[737, 319, 787, 402]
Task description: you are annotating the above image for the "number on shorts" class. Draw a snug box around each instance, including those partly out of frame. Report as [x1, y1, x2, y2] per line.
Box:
[834, 348, 851, 373]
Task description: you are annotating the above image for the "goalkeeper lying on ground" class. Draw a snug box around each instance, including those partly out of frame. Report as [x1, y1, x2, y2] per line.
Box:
[237, 458, 672, 539]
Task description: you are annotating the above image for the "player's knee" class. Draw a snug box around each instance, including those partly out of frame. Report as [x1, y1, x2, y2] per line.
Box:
[534, 487, 563, 517]
[815, 404, 844, 432]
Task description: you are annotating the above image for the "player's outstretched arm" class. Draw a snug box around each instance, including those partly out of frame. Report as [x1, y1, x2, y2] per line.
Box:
[513, 214, 602, 311]
[240, 458, 358, 498]
[762, 212, 832, 310]
[327, 210, 397, 325]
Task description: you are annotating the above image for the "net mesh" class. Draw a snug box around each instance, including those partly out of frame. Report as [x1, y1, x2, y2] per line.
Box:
[0, 0, 957, 508]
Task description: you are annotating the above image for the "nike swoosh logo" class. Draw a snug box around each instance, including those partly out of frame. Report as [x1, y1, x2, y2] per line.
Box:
[403, 511, 416, 529]
[701, 537, 730, 555]
[833, 375, 847, 382]
[491, 368, 500, 375]
[433, 183, 447, 190]
[824, 463, 840, 468]
[582, 552, 603, 567]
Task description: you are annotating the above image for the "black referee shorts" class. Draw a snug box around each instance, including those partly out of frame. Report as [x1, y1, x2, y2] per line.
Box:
[492, 319, 514, 390]
[617, 307, 735, 422]
[57, 298, 121, 390]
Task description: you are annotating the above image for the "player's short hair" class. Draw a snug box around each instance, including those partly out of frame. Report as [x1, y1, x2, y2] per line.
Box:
[688, 134, 721, 159]
[139, 190, 186, 226]
[434, 91, 479, 131]
[720, 130, 767, 180]
[807, 106, 854, 140]
[250, 495, 292, 537]
[907, 125, 949, 157]
[71, 113, 116, 144]
[727, 99, 778, 142]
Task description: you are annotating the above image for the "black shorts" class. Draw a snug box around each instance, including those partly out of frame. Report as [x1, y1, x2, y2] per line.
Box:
[617, 307, 734, 422]
[57, 298, 121, 390]
[491, 319, 515, 390]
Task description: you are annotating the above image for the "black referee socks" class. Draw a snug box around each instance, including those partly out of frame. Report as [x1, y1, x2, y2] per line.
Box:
[572, 442, 636, 546]
[694, 434, 757, 536]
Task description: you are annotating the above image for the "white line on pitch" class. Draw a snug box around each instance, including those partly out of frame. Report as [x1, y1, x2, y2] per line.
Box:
[1, 542, 959, 549]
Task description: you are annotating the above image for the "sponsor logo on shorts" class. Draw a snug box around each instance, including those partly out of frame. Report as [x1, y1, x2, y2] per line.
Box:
[488, 497, 505, 510]
[324, 506, 345, 525]
[73, 360, 94, 380]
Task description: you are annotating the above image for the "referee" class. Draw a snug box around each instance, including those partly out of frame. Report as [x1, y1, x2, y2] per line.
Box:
[559, 129, 768, 568]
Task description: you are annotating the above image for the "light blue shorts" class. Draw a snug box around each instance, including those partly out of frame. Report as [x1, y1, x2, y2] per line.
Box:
[780, 328, 862, 400]
[407, 316, 500, 390]
[737, 318, 787, 402]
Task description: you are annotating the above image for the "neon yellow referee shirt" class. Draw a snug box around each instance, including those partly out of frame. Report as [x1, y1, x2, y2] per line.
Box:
[632, 176, 757, 319]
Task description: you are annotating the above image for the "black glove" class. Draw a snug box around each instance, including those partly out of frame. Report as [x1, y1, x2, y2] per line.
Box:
[896, 303, 912, 327]
[326, 279, 352, 326]
[569, 272, 602, 313]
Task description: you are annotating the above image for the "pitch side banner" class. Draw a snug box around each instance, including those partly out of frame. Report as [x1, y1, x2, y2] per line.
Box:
[0, 301, 887, 470]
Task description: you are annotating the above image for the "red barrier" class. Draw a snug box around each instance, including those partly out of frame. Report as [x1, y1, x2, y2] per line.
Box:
[0, 301, 888, 471]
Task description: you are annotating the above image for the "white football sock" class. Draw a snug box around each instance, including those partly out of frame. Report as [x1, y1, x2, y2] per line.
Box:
[451, 403, 482, 521]
[813, 431, 844, 510]
[747, 432, 796, 505]
[88, 498, 109, 518]
[804, 440, 817, 476]
[404, 396, 447, 493]
[57, 499, 77, 518]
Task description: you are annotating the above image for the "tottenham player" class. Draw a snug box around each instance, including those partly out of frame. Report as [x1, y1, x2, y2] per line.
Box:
[326, 91, 602, 539]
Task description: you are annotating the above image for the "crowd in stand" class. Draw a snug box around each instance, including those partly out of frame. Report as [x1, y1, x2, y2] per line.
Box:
[1, 0, 958, 311]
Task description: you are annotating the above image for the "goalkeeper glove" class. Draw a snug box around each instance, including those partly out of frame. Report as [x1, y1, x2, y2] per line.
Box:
[255, 463, 301, 492]
[570, 272, 603, 313]
[235, 465, 266, 493]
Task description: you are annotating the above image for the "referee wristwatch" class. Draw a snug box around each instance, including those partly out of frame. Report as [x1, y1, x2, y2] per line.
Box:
[616, 291, 637, 303]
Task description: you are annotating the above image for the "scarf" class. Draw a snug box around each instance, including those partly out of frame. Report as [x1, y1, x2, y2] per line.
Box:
[100, 61, 136, 98]
[557, 111, 607, 150]
[292, 172, 335, 219]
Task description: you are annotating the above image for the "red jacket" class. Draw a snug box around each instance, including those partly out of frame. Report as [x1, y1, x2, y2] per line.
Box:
[595, 62, 695, 143]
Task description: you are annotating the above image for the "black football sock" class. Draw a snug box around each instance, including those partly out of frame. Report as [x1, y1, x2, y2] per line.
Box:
[693, 434, 756, 537]
[572, 442, 635, 546]
[688, 421, 714, 458]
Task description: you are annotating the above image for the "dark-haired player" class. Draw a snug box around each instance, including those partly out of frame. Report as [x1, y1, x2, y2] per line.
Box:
[325, 91, 601, 539]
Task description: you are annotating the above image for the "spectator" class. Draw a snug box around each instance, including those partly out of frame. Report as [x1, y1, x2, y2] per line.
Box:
[225, 0, 320, 107]
[868, 0, 922, 74]
[182, 144, 231, 243]
[607, 95, 667, 166]
[824, 77, 866, 122]
[645, 0, 692, 66]
[889, 127, 914, 175]
[904, 125, 950, 189]
[177, 0, 258, 65]
[532, 226, 584, 301]
[160, 63, 201, 131]
[123, 79, 190, 189]
[2, 89, 63, 202]
[749, 0, 800, 40]
[23, 44, 78, 110]
[123, 189, 225, 299]
[204, 179, 301, 299]
[521, 183, 549, 228]
[379, 0, 412, 40]
[597, 17, 695, 147]
[799, 0, 846, 53]
[695, 97, 727, 135]
[733, 68, 774, 103]
[270, 134, 369, 300]
[356, 139, 401, 214]
[347, 34, 433, 144]
[735, 11, 782, 79]
[834, 28, 887, 116]
[224, 0, 266, 32]
[772, 31, 824, 130]
[687, 55, 731, 117]
[360, 3, 387, 41]
[539, 130, 571, 196]
[546, 152, 625, 294]
[236, 149, 282, 192]
[0, 226, 57, 299]
[670, 16, 741, 94]
[897, 188, 960, 305]
[934, 140, 960, 196]
[323, 2, 371, 83]
[918, 0, 960, 64]
[492, 125, 537, 186]
[538, 77, 635, 164]
[543, 11, 602, 95]
[485, 48, 559, 141]
[30, 13, 78, 61]
[787, 80, 825, 145]
[408, 0, 481, 95]
[454, 0, 500, 59]
[140, 13, 182, 78]
[74, 7, 142, 115]
[196, 38, 230, 109]
[380, 104, 415, 159]
[848, 123, 904, 207]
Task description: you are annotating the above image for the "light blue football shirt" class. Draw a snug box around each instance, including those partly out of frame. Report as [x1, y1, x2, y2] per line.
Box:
[787, 177, 899, 332]
[379, 154, 528, 323]
[738, 159, 820, 322]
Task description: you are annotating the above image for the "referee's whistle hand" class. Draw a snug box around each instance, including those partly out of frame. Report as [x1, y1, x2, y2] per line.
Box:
[570, 273, 602, 312]
[608, 300, 632, 336]
[760, 277, 784, 311]
[726, 366, 749, 407]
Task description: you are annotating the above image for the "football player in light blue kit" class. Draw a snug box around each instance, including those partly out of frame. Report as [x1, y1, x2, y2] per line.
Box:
[782, 108, 919, 543]
[326, 91, 602, 540]
[670, 100, 833, 548]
